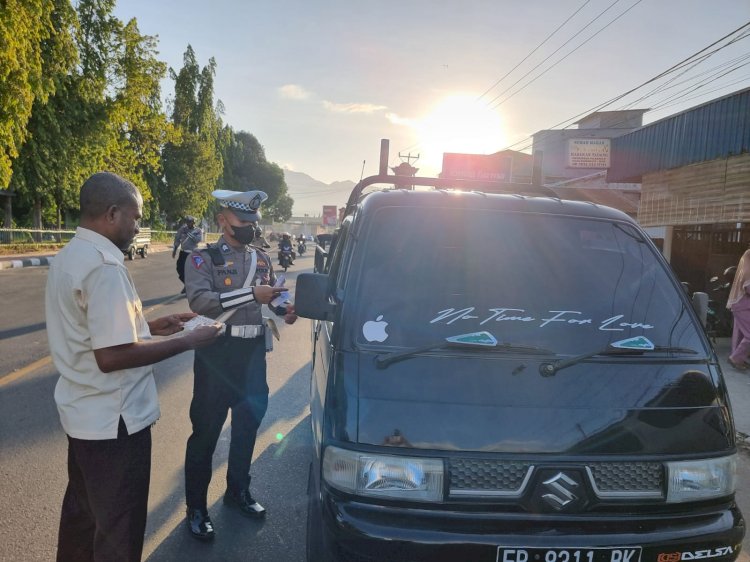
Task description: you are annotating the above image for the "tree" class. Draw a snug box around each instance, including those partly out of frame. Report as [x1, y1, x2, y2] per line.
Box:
[104, 18, 176, 219]
[11, 0, 119, 230]
[218, 129, 294, 222]
[0, 0, 76, 189]
[7, 0, 78, 230]
[161, 45, 222, 223]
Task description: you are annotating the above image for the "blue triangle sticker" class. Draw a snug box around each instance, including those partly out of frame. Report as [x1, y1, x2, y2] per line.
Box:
[446, 331, 498, 347]
[611, 336, 654, 350]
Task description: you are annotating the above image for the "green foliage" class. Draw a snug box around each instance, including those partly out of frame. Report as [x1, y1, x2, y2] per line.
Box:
[103, 18, 176, 206]
[11, 0, 114, 228]
[161, 45, 222, 223]
[4, 7, 292, 229]
[218, 129, 294, 222]
[0, 0, 76, 188]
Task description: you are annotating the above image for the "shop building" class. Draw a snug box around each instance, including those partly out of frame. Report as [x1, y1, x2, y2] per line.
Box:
[607, 87, 750, 292]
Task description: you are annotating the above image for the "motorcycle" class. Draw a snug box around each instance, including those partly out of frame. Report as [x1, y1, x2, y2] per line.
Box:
[706, 266, 736, 338]
[297, 239, 307, 255]
[279, 249, 293, 272]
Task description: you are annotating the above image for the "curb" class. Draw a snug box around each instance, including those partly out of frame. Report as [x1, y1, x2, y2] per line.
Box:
[0, 244, 172, 270]
[0, 256, 54, 270]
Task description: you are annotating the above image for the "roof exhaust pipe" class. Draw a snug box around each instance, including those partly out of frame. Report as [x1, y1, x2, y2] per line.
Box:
[379, 139, 389, 176]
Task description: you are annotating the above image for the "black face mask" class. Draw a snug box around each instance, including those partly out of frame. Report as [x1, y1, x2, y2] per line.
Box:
[230, 224, 256, 245]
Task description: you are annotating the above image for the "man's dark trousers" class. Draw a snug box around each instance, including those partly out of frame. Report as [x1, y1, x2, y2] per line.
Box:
[185, 336, 268, 509]
[57, 418, 151, 562]
[176, 250, 190, 284]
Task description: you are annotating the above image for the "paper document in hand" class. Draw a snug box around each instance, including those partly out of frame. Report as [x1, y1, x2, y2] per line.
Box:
[183, 315, 225, 335]
[271, 275, 292, 307]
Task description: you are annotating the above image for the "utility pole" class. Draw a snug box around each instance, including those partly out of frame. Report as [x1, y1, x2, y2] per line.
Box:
[391, 152, 420, 186]
[398, 152, 420, 167]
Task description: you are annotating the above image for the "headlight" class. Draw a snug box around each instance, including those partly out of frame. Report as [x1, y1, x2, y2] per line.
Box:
[322, 445, 444, 502]
[666, 455, 736, 503]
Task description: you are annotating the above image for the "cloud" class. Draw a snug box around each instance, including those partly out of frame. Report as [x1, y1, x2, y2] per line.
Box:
[279, 84, 312, 100]
[322, 101, 387, 114]
[386, 112, 417, 128]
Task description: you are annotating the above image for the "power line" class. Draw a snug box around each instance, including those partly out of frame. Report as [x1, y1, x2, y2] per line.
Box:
[618, 50, 750, 110]
[488, 0, 646, 110]
[485, 0, 627, 108]
[647, 63, 750, 111]
[476, 0, 592, 101]
[498, 21, 750, 153]
[402, 0, 607, 155]
[649, 77, 750, 113]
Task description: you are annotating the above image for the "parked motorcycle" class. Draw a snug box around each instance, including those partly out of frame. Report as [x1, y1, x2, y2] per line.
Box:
[706, 266, 736, 338]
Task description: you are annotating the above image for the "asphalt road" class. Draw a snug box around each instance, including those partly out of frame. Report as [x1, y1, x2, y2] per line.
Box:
[0, 248, 314, 561]
[3, 249, 750, 560]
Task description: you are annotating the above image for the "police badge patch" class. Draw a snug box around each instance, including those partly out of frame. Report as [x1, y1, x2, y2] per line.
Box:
[192, 254, 205, 269]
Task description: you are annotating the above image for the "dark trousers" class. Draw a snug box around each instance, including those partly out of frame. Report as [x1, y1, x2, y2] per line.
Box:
[176, 250, 190, 284]
[185, 337, 268, 509]
[57, 418, 151, 562]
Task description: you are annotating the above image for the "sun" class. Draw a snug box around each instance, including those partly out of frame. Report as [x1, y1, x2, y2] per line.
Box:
[414, 94, 507, 174]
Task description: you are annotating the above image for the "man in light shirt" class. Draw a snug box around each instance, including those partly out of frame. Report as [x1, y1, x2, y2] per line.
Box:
[45, 172, 222, 562]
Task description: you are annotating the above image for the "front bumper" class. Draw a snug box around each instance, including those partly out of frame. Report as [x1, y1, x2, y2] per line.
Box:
[320, 491, 745, 562]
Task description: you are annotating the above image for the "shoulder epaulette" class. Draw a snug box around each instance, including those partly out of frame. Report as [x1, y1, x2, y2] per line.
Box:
[204, 244, 225, 266]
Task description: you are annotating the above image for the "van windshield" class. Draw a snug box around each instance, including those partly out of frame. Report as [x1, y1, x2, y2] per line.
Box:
[353, 205, 704, 355]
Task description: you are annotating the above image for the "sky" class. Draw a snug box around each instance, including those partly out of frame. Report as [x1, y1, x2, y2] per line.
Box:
[113, 0, 750, 185]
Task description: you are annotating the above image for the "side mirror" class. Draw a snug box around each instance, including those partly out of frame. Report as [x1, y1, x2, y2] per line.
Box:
[691, 291, 708, 328]
[295, 273, 335, 321]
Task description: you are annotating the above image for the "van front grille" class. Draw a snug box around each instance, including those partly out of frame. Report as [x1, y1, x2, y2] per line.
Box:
[448, 459, 532, 496]
[447, 459, 664, 499]
[587, 462, 664, 497]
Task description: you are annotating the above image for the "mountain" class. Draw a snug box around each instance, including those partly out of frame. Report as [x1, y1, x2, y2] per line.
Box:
[283, 169, 355, 217]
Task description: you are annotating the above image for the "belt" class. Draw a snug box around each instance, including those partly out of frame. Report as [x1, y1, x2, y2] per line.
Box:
[228, 324, 264, 339]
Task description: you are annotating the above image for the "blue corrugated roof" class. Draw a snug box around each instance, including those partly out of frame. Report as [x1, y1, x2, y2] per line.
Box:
[607, 87, 750, 182]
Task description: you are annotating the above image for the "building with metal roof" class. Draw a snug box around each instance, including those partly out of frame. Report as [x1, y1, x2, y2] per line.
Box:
[607, 87, 750, 292]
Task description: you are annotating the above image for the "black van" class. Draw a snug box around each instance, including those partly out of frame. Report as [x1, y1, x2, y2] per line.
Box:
[295, 174, 744, 562]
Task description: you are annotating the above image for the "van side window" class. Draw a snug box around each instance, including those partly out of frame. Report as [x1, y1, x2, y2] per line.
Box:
[326, 218, 354, 301]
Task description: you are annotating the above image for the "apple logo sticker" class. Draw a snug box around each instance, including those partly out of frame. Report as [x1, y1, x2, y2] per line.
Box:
[363, 315, 389, 342]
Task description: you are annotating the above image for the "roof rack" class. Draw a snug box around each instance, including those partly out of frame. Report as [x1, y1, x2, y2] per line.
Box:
[344, 140, 556, 216]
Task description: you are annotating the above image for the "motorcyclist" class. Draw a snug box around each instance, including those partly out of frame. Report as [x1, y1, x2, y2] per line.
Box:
[296, 234, 307, 255]
[278, 232, 296, 265]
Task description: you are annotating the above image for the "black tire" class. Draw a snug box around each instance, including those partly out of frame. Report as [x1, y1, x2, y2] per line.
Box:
[127, 247, 135, 260]
[141, 246, 148, 258]
[306, 463, 328, 562]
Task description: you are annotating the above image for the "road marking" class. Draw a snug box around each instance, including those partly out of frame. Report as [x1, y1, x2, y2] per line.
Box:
[0, 293, 185, 386]
[0, 356, 53, 388]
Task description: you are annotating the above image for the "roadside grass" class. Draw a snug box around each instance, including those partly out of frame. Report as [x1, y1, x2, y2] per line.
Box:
[0, 231, 218, 256]
[0, 244, 64, 255]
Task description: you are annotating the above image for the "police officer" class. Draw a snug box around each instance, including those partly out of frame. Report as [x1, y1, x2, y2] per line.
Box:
[173, 215, 203, 293]
[183, 189, 296, 541]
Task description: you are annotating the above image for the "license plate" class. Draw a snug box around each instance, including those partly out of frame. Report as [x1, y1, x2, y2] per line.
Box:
[497, 547, 642, 562]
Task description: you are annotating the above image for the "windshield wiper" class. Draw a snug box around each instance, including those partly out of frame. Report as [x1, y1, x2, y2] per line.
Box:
[375, 338, 554, 369]
[539, 345, 700, 377]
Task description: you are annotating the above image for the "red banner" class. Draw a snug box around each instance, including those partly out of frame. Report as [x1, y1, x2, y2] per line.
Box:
[322, 205, 338, 227]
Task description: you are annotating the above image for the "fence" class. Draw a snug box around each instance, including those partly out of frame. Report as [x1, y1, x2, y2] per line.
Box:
[0, 228, 76, 244]
[0, 228, 221, 246]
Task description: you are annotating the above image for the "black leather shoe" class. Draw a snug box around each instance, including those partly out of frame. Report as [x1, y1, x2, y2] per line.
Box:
[186, 507, 215, 541]
[223, 489, 266, 518]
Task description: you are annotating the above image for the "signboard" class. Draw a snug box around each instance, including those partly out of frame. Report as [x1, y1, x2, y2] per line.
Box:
[322, 205, 338, 227]
[441, 153, 513, 181]
[568, 138, 611, 168]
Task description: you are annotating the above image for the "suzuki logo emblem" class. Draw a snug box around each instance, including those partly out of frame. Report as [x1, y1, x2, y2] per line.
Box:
[541, 472, 579, 510]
